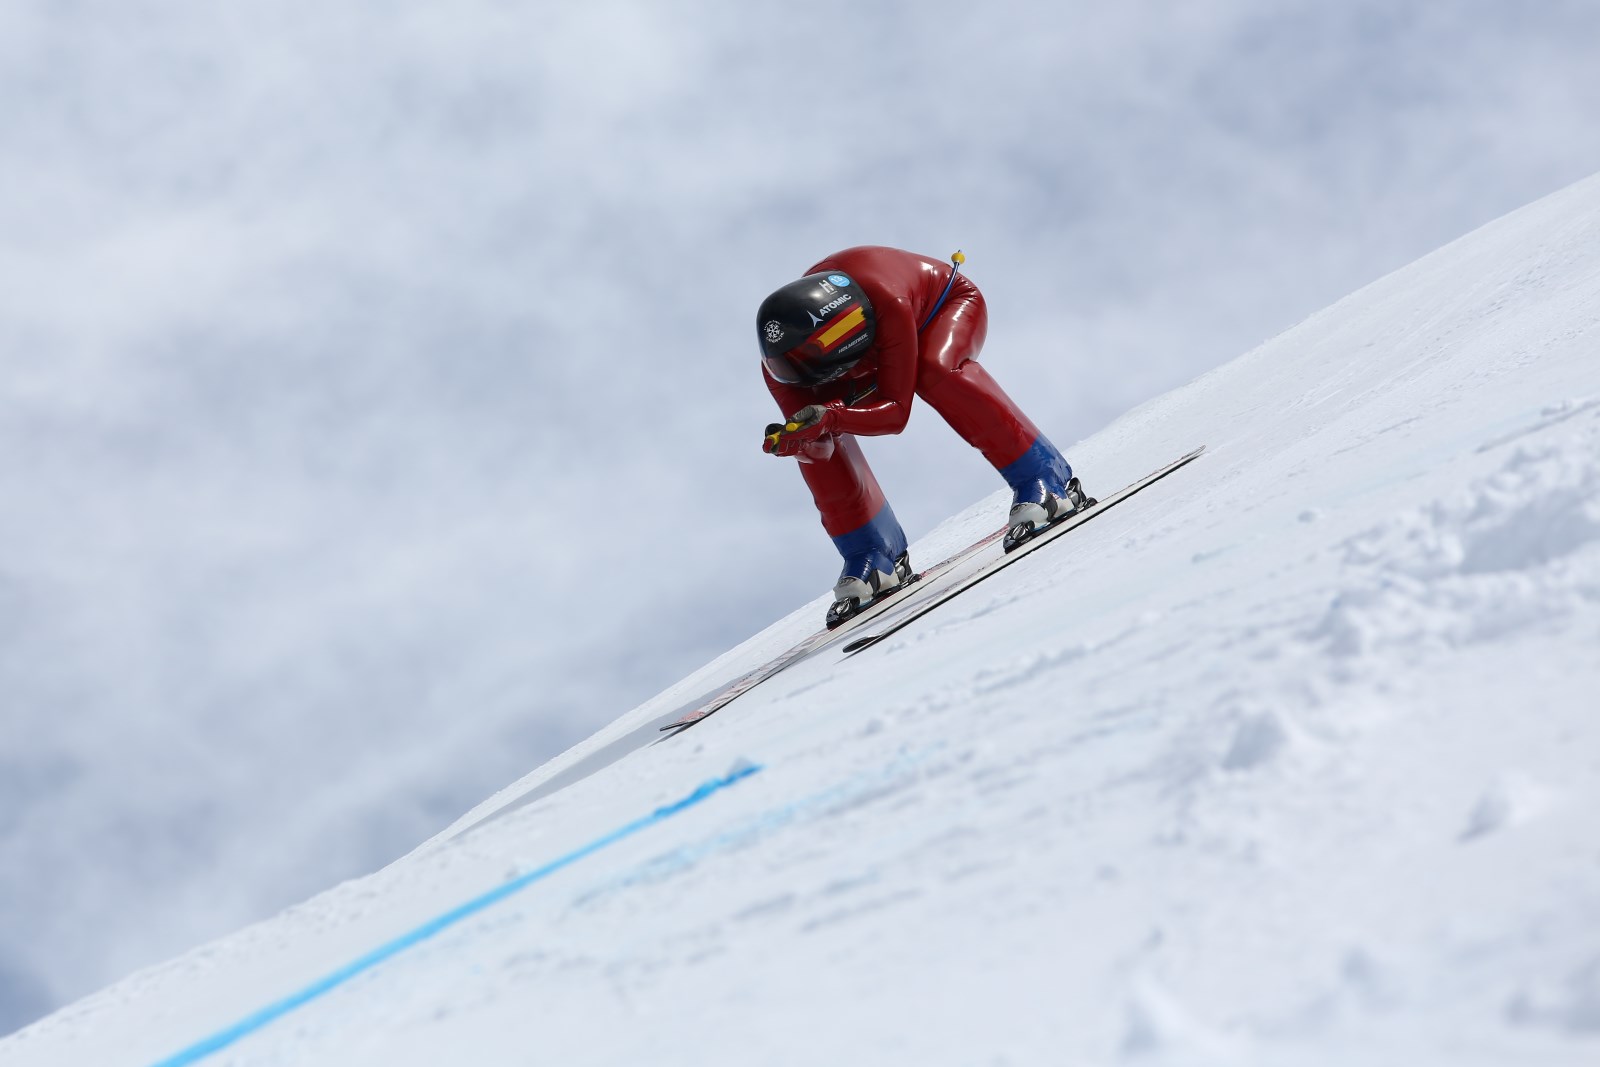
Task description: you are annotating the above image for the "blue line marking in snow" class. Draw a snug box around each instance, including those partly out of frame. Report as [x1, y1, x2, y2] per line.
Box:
[147, 763, 762, 1067]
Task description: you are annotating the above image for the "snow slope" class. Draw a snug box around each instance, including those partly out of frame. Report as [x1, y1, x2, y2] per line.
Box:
[5, 174, 1600, 1066]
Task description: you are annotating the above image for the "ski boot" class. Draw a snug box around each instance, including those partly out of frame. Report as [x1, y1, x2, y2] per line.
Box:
[826, 549, 913, 629]
[1004, 477, 1095, 551]
[999, 437, 1096, 552]
[825, 505, 914, 628]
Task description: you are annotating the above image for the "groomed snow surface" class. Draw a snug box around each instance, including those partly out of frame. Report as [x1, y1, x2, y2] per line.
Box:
[6, 174, 1600, 1067]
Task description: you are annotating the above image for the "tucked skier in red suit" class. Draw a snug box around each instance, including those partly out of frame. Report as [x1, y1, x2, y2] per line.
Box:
[757, 246, 1091, 626]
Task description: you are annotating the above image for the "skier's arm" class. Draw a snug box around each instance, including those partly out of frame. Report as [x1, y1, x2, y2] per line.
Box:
[762, 366, 817, 419]
[761, 367, 837, 458]
[824, 295, 917, 436]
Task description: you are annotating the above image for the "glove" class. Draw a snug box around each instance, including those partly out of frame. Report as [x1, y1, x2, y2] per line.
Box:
[762, 403, 840, 456]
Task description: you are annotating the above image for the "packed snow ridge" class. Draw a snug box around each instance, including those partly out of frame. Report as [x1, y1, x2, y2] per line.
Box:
[5, 173, 1600, 1067]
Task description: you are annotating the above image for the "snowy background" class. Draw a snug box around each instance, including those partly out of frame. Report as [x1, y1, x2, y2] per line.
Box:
[3, 0, 1600, 1036]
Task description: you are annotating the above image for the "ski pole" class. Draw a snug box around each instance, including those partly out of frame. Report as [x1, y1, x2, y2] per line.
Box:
[765, 405, 826, 452]
[918, 249, 966, 332]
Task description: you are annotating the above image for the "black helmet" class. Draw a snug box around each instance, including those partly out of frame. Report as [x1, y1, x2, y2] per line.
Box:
[756, 271, 876, 386]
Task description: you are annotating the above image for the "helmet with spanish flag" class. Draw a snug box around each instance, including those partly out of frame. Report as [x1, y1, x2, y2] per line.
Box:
[756, 271, 877, 387]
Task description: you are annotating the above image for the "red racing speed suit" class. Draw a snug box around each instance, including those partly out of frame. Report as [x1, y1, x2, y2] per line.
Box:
[763, 245, 1053, 545]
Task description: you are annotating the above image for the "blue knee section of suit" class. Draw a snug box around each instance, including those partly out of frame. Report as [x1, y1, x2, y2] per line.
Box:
[830, 503, 909, 583]
[999, 436, 1073, 506]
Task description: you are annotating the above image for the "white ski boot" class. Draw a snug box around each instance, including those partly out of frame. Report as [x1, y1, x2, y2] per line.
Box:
[1004, 476, 1096, 552]
[826, 550, 914, 629]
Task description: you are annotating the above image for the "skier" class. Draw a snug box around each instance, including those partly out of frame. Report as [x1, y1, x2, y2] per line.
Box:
[758, 245, 1092, 626]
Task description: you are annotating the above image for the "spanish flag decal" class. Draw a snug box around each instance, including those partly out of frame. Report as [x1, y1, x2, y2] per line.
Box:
[812, 305, 867, 352]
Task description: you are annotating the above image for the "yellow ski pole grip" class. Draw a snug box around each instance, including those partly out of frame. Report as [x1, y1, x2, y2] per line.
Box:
[767, 406, 825, 453]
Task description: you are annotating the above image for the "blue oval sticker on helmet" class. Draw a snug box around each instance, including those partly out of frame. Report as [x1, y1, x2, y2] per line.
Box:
[828, 274, 851, 288]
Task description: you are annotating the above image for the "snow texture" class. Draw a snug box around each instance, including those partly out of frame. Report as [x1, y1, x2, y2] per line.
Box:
[4, 172, 1600, 1066]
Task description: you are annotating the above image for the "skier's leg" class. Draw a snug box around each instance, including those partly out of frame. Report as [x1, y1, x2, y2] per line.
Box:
[919, 357, 1042, 470]
[915, 279, 1080, 517]
[794, 436, 911, 610]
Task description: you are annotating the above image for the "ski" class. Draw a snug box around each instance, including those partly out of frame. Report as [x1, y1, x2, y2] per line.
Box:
[659, 525, 1007, 734]
[841, 446, 1207, 656]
